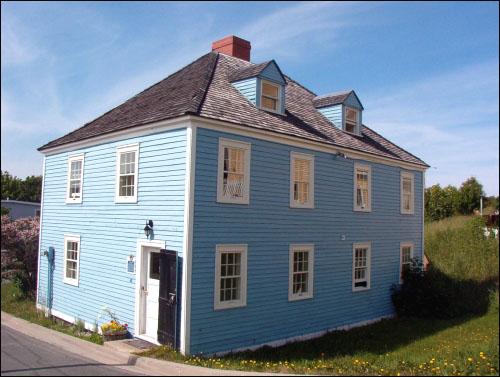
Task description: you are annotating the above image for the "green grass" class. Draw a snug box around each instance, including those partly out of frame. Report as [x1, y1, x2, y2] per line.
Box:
[425, 216, 499, 282]
[1, 282, 103, 345]
[138, 216, 499, 375]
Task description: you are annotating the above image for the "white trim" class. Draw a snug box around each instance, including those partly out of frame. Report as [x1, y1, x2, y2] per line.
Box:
[400, 171, 415, 215]
[352, 242, 371, 292]
[36, 157, 46, 308]
[214, 244, 248, 310]
[180, 124, 196, 355]
[41, 115, 428, 173]
[216, 138, 251, 205]
[65, 154, 85, 204]
[422, 171, 425, 262]
[289, 152, 315, 209]
[399, 241, 414, 284]
[259, 79, 282, 114]
[115, 143, 139, 203]
[36, 307, 97, 333]
[288, 244, 314, 301]
[212, 314, 394, 356]
[134, 239, 166, 342]
[353, 163, 372, 212]
[62, 234, 81, 287]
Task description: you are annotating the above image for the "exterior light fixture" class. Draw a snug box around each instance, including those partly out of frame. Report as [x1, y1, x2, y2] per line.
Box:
[144, 220, 154, 238]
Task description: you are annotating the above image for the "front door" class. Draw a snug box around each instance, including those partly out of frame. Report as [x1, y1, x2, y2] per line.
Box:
[157, 249, 177, 347]
[144, 249, 160, 340]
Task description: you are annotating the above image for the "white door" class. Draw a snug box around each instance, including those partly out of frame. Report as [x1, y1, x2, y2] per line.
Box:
[140, 247, 161, 341]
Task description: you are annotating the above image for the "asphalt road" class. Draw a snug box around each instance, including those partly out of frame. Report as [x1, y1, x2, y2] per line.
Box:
[1, 325, 141, 376]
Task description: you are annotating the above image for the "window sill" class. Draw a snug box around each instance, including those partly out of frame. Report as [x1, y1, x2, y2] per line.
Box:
[216, 197, 250, 205]
[65, 199, 82, 204]
[115, 197, 138, 204]
[214, 302, 246, 311]
[352, 286, 370, 292]
[353, 207, 371, 212]
[400, 211, 415, 215]
[290, 203, 315, 209]
[288, 294, 313, 302]
[259, 105, 284, 115]
[63, 279, 79, 287]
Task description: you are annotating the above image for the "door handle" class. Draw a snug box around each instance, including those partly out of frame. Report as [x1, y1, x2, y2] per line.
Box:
[169, 293, 176, 304]
[141, 286, 148, 295]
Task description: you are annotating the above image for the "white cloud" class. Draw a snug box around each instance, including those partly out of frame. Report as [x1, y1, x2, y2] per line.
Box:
[363, 61, 499, 195]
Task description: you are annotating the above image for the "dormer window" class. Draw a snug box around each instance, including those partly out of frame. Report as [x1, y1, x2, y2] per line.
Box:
[261, 80, 280, 112]
[345, 107, 359, 134]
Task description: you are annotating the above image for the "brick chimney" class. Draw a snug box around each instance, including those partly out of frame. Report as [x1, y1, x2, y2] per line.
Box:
[211, 35, 251, 61]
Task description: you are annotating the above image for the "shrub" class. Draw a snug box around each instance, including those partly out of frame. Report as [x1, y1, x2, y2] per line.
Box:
[1, 215, 40, 297]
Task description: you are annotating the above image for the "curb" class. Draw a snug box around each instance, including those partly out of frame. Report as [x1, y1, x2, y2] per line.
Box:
[1, 311, 288, 376]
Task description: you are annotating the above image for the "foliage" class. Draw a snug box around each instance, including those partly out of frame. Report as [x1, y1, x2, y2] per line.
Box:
[1, 283, 103, 345]
[1, 170, 42, 202]
[1, 215, 40, 297]
[101, 320, 128, 335]
[425, 216, 498, 282]
[459, 177, 484, 215]
[1, 206, 10, 215]
[425, 177, 487, 221]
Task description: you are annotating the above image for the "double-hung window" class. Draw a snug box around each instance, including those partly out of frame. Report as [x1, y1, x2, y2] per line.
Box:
[260, 80, 281, 113]
[115, 144, 139, 203]
[400, 242, 414, 284]
[354, 163, 371, 211]
[217, 138, 251, 204]
[66, 155, 84, 204]
[352, 242, 371, 291]
[345, 107, 359, 134]
[63, 235, 81, 286]
[290, 152, 314, 208]
[214, 245, 247, 310]
[289, 244, 314, 301]
[401, 171, 415, 214]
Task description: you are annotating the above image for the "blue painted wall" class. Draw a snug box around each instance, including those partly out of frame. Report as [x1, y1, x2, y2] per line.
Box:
[189, 127, 423, 355]
[317, 104, 343, 128]
[260, 62, 285, 85]
[1, 200, 40, 219]
[232, 78, 257, 105]
[37, 128, 187, 334]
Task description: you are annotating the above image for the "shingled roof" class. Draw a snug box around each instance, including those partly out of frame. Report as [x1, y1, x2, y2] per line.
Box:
[38, 52, 428, 168]
[312, 90, 364, 109]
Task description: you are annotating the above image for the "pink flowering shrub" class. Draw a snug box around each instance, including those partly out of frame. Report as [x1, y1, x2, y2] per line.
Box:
[1, 215, 40, 296]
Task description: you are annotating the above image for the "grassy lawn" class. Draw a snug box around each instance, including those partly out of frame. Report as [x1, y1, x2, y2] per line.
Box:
[1, 282, 103, 345]
[138, 216, 499, 376]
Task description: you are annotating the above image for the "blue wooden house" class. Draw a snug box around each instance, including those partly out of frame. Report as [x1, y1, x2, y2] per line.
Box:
[36, 35, 428, 355]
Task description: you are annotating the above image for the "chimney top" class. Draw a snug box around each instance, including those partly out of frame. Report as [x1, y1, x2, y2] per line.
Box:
[212, 35, 251, 62]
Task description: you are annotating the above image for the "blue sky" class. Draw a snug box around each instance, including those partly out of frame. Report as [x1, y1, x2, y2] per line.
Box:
[2, 1, 499, 195]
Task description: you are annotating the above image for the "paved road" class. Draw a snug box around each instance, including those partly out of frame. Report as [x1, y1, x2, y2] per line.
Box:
[1, 325, 142, 376]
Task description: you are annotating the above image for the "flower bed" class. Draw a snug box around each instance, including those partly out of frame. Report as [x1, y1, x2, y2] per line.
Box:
[101, 320, 128, 341]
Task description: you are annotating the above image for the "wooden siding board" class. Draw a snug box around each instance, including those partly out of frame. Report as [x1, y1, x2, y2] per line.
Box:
[189, 127, 423, 355]
[318, 104, 343, 128]
[37, 128, 187, 335]
[232, 78, 257, 105]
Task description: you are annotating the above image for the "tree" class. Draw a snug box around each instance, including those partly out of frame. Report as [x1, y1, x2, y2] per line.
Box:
[1, 171, 42, 202]
[458, 177, 484, 215]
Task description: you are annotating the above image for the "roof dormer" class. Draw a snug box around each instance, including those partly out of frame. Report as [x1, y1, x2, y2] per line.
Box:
[230, 60, 286, 114]
[313, 90, 364, 136]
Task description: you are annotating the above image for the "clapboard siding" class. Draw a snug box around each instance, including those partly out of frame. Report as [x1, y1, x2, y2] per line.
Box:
[232, 78, 257, 105]
[318, 104, 343, 128]
[37, 128, 187, 334]
[190, 127, 423, 355]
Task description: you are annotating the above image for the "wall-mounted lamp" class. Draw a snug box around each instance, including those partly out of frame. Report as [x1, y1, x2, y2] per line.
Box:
[144, 220, 154, 238]
[335, 152, 347, 159]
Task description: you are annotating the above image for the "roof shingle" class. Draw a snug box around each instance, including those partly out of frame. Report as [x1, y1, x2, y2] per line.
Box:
[38, 52, 428, 168]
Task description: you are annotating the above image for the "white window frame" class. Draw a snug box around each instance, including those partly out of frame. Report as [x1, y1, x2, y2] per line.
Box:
[290, 152, 315, 209]
[344, 106, 359, 135]
[66, 154, 84, 204]
[214, 244, 248, 310]
[115, 144, 139, 203]
[217, 138, 251, 205]
[353, 163, 372, 212]
[399, 241, 414, 284]
[288, 244, 314, 301]
[63, 234, 81, 286]
[400, 171, 415, 214]
[352, 242, 371, 292]
[260, 79, 282, 114]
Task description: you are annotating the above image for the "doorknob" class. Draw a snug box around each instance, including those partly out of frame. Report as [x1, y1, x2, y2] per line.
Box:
[141, 286, 148, 295]
[169, 293, 176, 304]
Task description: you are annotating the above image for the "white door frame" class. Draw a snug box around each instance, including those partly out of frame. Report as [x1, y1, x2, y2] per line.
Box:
[134, 239, 165, 344]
